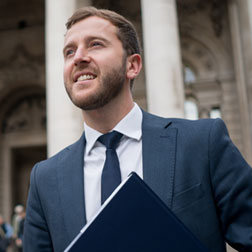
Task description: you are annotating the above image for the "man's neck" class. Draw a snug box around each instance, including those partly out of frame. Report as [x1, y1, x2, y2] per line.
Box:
[82, 96, 134, 134]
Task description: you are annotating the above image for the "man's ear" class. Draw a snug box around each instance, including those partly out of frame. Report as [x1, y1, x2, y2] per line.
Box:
[126, 54, 142, 81]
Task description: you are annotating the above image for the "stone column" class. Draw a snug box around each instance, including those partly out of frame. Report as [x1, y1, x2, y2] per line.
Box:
[141, 0, 185, 118]
[228, 0, 252, 165]
[46, 0, 91, 157]
[235, 0, 252, 165]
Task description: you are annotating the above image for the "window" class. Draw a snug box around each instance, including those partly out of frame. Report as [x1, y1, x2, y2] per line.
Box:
[210, 107, 221, 119]
[183, 66, 196, 85]
[184, 99, 199, 120]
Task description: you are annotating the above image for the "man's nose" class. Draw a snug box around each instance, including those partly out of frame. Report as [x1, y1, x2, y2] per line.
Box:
[74, 47, 91, 66]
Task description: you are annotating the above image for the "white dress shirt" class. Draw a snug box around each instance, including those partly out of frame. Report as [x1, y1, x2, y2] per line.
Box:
[83, 103, 143, 222]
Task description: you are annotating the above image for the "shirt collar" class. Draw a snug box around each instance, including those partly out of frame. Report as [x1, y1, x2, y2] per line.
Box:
[84, 103, 143, 155]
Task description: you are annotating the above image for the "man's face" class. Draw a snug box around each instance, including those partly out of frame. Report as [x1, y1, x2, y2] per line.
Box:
[63, 16, 127, 110]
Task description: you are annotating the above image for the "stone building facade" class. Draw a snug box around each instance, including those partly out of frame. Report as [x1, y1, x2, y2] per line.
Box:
[0, 0, 252, 250]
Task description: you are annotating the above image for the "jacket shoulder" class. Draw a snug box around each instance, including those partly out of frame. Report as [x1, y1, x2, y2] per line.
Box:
[142, 109, 225, 133]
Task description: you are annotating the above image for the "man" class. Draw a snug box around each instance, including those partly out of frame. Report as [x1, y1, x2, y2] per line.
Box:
[12, 205, 24, 239]
[15, 209, 25, 252]
[12, 205, 25, 252]
[24, 6, 252, 252]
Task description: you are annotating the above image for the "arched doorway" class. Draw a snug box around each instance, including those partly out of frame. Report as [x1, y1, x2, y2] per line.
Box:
[0, 88, 46, 220]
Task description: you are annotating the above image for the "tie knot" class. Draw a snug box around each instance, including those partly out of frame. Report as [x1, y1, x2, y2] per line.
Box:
[98, 131, 123, 149]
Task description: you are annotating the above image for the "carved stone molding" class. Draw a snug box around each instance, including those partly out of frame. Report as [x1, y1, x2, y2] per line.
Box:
[181, 36, 217, 80]
[2, 95, 46, 134]
[210, 0, 226, 37]
[0, 45, 44, 90]
[177, 0, 226, 37]
[93, 0, 141, 22]
[177, 0, 210, 15]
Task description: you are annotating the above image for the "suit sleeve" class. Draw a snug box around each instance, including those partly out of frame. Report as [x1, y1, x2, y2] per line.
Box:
[209, 119, 252, 251]
[23, 163, 53, 252]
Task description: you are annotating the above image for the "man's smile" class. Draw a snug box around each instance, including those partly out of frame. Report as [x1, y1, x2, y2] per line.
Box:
[74, 72, 97, 82]
[77, 74, 96, 82]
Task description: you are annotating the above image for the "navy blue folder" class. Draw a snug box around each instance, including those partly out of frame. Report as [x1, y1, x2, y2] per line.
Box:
[64, 172, 208, 252]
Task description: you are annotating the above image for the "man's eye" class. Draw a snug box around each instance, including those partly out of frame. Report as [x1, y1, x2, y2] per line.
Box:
[65, 49, 74, 56]
[91, 41, 102, 47]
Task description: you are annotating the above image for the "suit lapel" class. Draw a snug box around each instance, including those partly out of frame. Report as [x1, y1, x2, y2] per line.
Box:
[142, 111, 177, 209]
[57, 133, 87, 241]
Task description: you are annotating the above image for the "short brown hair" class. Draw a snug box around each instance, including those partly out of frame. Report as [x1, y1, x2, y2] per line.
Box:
[66, 6, 141, 56]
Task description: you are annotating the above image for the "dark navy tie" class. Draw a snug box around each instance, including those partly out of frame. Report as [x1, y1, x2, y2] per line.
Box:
[98, 131, 123, 204]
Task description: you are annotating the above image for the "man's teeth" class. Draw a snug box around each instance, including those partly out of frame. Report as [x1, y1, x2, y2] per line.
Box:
[77, 75, 95, 81]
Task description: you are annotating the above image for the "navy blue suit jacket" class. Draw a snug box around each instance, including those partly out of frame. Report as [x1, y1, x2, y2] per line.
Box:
[24, 111, 252, 252]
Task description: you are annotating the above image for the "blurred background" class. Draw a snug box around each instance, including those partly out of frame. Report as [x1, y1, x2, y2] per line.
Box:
[0, 1, 251, 250]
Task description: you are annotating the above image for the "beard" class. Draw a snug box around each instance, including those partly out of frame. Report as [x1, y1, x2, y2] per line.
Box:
[65, 56, 127, 111]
